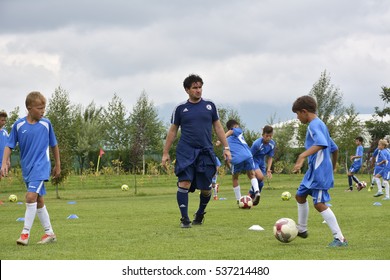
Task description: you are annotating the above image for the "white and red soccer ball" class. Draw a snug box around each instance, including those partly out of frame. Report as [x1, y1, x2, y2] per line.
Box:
[238, 195, 253, 209]
[356, 181, 367, 191]
[273, 218, 298, 243]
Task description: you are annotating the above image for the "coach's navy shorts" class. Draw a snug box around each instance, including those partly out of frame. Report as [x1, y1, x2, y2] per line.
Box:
[176, 152, 216, 193]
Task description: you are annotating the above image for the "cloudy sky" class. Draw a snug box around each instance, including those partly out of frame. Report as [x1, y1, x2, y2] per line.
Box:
[1, 0, 389, 130]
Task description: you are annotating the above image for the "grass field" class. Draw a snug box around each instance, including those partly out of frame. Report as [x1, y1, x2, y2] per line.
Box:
[1, 173, 390, 260]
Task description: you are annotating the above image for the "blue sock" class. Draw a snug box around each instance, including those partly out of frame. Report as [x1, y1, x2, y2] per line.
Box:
[177, 187, 189, 219]
[352, 175, 360, 184]
[196, 192, 211, 215]
[258, 179, 264, 192]
[348, 176, 352, 187]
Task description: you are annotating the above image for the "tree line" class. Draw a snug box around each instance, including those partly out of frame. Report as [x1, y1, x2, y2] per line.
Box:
[2, 71, 389, 186]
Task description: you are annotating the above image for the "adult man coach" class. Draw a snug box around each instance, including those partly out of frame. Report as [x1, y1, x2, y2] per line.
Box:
[162, 74, 231, 228]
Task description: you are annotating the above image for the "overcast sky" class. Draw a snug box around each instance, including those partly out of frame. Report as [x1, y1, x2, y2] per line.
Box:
[1, 0, 389, 131]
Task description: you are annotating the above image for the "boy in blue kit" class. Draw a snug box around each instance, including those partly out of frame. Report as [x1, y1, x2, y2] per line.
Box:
[211, 157, 221, 200]
[372, 139, 390, 199]
[292, 95, 347, 247]
[221, 119, 261, 206]
[0, 111, 10, 176]
[346, 136, 365, 191]
[162, 74, 231, 228]
[249, 125, 275, 197]
[371, 146, 385, 195]
[1, 91, 61, 245]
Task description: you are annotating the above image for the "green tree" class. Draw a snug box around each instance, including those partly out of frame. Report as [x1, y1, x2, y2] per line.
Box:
[365, 86, 390, 144]
[102, 94, 131, 168]
[297, 70, 346, 147]
[46, 86, 75, 198]
[73, 102, 105, 174]
[332, 105, 365, 173]
[4, 106, 20, 133]
[272, 121, 297, 163]
[128, 91, 165, 174]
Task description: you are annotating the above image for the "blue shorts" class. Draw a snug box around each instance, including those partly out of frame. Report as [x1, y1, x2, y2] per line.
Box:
[349, 163, 361, 173]
[380, 168, 390, 180]
[176, 153, 216, 193]
[25, 181, 46, 196]
[374, 165, 384, 176]
[296, 185, 331, 204]
[231, 158, 256, 174]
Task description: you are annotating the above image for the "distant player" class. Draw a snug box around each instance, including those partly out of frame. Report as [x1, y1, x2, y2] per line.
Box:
[346, 136, 364, 192]
[0, 111, 10, 177]
[372, 139, 390, 199]
[218, 119, 260, 206]
[370, 147, 384, 194]
[211, 157, 221, 200]
[249, 125, 276, 198]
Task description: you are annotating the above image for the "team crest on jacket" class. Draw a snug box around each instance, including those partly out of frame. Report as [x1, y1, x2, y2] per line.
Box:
[206, 104, 212, 110]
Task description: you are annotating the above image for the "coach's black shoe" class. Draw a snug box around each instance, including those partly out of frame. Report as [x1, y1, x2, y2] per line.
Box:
[180, 217, 191, 228]
[297, 231, 308, 238]
[192, 212, 206, 225]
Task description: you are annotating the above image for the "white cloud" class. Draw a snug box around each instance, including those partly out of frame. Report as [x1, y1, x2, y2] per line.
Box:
[0, 0, 389, 131]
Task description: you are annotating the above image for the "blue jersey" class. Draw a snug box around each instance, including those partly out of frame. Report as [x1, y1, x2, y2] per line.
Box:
[227, 127, 253, 165]
[352, 144, 363, 168]
[379, 148, 390, 180]
[172, 98, 218, 150]
[301, 117, 338, 190]
[0, 128, 9, 166]
[372, 148, 383, 175]
[7, 117, 58, 182]
[171, 98, 218, 176]
[251, 138, 276, 168]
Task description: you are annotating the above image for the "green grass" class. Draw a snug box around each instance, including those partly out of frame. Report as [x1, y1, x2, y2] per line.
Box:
[1, 173, 389, 260]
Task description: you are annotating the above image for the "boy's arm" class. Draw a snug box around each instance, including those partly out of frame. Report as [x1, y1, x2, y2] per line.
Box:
[225, 129, 233, 138]
[213, 120, 231, 163]
[293, 145, 323, 173]
[266, 156, 273, 178]
[332, 149, 338, 172]
[51, 145, 61, 178]
[1, 147, 12, 177]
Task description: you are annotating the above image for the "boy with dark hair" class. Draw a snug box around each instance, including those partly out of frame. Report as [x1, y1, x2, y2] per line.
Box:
[249, 125, 276, 197]
[292, 95, 347, 247]
[221, 119, 260, 206]
[346, 136, 364, 192]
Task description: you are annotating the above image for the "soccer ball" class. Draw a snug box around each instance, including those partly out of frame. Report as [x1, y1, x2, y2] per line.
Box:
[281, 191, 292, 201]
[356, 181, 367, 191]
[9, 194, 18, 202]
[273, 218, 298, 243]
[121, 184, 129, 191]
[238, 195, 253, 209]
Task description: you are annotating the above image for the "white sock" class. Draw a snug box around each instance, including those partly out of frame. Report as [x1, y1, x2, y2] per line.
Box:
[321, 207, 344, 241]
[233, 185, 242, 200]
[22, 202, 37, 234]
[297, 201, 309, 233]
[37, 205, 54, 234]
[384, 181, 390, 198]
[375, 177, 382, 192]
[250, 178, 259, 193]
[212, 185, 217, 196]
